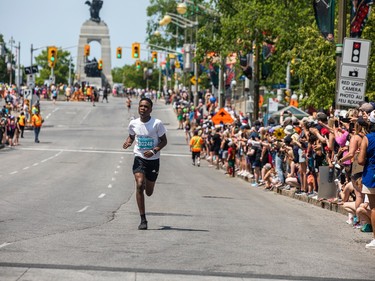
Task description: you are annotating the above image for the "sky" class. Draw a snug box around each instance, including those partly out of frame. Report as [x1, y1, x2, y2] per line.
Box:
[0, 0, 150, 69]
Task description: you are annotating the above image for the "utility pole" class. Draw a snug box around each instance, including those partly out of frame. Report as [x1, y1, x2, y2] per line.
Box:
[9, 36, 15, 85]
[16, 42, 21, 91]
[335, 0, 347, 108]
[253, 41, 260, 121]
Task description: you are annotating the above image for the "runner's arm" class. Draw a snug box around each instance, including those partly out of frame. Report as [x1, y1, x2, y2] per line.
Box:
[123, 134, 135, 149]
[153, 134, 167, 153]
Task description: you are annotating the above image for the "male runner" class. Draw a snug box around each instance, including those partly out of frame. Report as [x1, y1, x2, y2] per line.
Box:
[123, 98, 167, 230]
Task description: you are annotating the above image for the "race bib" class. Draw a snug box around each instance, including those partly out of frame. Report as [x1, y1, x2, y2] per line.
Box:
[138, 136, 154, 150]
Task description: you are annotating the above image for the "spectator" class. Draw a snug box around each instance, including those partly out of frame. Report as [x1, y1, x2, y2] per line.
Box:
[357, 111, 375, 249]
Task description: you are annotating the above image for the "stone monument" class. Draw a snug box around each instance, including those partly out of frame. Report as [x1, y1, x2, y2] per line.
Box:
[76, 0, 113, 88]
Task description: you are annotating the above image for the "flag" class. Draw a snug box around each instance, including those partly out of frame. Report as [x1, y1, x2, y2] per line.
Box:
[313, 0, 335, 41]
[350, 0, 374, 38]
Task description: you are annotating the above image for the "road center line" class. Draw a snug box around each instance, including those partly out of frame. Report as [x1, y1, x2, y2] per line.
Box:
[98, 193, 106, 199]
[9, 171, 18, 175]
[108, 184, 112, 189]
[23, 167, 29, 170]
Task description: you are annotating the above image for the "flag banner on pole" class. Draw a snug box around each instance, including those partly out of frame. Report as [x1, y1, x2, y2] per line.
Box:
[350, 0, 374, 38]
[313, 0, 335, 41]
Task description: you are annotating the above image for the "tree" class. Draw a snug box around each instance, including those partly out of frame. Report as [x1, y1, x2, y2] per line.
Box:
[34, 48, 73, 85]
[0, 34, 15, 84]
[112, 62, 160, 90]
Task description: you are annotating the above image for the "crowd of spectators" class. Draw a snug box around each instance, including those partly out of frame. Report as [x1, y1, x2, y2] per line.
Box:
[168, 88, 375, 250]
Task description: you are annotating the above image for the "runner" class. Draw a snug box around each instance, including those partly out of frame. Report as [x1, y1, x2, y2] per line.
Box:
[122, 97, 168, 230]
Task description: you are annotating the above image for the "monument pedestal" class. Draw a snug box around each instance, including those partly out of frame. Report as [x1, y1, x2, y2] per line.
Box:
[76, 20, 113, 88]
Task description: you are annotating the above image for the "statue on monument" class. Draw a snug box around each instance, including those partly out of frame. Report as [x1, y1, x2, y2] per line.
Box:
[85, 0, 103, 23]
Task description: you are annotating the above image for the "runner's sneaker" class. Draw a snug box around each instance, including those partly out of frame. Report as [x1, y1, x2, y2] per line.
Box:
[365, 239, 375, 249]
[138, 220, 148, 230]
[197, 161, 200, 167]
[192, 162, 195, 166]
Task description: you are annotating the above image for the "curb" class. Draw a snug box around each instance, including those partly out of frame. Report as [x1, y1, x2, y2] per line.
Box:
[236, 173, 348, 216]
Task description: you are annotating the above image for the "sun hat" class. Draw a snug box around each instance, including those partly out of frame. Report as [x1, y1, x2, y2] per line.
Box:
[359, 103, 374, 113]
[284, 125, 294, 135]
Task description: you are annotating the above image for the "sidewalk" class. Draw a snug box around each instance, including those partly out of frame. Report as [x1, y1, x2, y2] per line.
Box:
[213, 164, 348, 216]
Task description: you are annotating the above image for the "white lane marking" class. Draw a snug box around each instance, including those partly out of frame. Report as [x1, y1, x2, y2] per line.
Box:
[41, 158, 49, 163]
[77, 206, 89, 213]
[0, 242, 11, 249]
[45, 113, 52, 119]
[108, 184, 112, 189]
[10, 171, 18, 175]
[121, 157, 124, 159]
[18, 147, 190, 157]
[23, 167, 30, 170]
[117, 165, 121, 169]
[98, 193, 106, 199]
[114, 171, 118, 174]
[119, 161, 123, 164]
[81, 109, 92, 123]
[112, 177, 116, 181]
[32, 163, 39, 167]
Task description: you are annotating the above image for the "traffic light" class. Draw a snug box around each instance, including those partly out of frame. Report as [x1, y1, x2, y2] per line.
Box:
[132, 42, 140, 59]
[116, 47, 122, 59]
[98, 59, 103, 70]
[151, 51, 158, 63]
[351, 42, 361, 63]
[135, 60, 141, 70]
[47, 46, 57, 68]
[84, 44, 90, 57]
[284, 89, 291, 104]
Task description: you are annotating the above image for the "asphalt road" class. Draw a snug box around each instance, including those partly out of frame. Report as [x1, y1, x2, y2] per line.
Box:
[0, 96, 374, 281]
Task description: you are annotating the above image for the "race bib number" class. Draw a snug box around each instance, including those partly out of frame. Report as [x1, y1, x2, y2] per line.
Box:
[138, 136, 154, 150]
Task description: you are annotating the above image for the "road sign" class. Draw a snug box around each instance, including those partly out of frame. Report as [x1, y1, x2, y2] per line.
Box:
[24, 65, 39, 75]
[337, 38, 372, 107]
[337, 78, 366, 106]
[211, 108, 234, 125]
[190, 76, 201, 85]
[340, 64, 368, 80]
[342, 38, 371, 66]
[23, 89, 32, 99]
[27, 74, 35, 88]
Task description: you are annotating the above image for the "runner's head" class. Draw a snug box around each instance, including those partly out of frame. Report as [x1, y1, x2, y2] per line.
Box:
[139, 97, 153, 108]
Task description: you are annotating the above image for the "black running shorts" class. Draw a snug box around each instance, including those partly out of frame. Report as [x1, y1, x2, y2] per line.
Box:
[132, 156, 160, 182]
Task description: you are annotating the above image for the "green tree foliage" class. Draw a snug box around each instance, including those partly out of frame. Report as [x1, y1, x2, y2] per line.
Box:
[0, 34, 15, 84]
[362, 12, 375, 101]
[34, 48, 73, 85]
[146, 1, 375, 109]
[112, 62, 160, 90]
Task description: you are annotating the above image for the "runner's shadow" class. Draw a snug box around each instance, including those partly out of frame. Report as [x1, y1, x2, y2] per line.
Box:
[157, 226, 209, 232]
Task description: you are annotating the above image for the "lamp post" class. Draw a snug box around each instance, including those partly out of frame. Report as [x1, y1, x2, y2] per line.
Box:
[175, 2, 200, 106]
